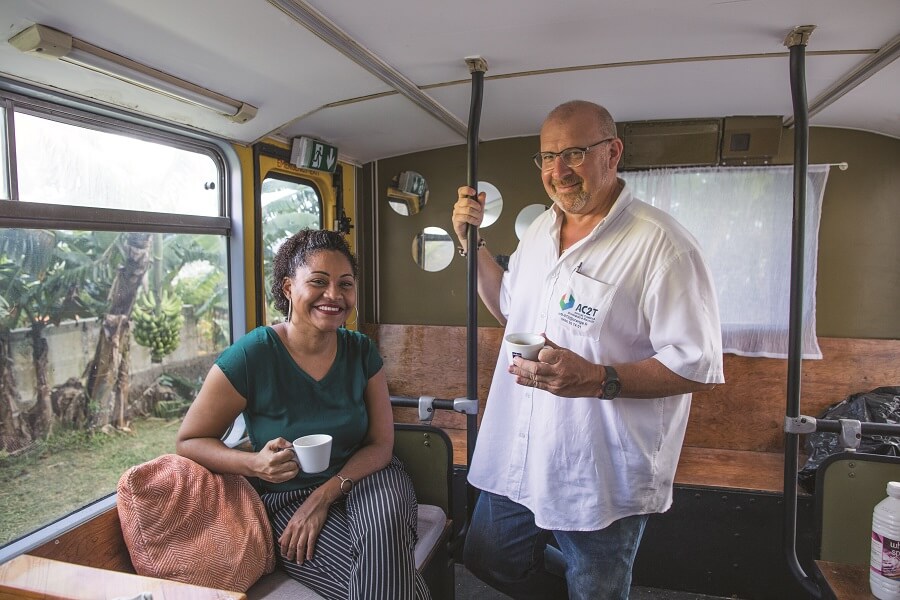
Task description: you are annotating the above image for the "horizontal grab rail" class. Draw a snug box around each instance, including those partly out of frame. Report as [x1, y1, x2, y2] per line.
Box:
[390, 394, 478, 422]
[786, 415, 900, 451]
[814, 420, 900, 437]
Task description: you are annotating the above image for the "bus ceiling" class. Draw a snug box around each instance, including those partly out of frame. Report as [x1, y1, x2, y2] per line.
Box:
[1, 1, 898, 164]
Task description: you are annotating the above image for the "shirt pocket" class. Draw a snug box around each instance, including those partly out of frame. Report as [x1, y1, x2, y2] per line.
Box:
[552, 270, 617, 340]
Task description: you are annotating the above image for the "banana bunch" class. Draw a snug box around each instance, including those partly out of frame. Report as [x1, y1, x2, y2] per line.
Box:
[132, 288, 184, 363]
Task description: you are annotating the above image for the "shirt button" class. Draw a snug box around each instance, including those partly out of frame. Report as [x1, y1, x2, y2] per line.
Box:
[519, 433, 526, 438]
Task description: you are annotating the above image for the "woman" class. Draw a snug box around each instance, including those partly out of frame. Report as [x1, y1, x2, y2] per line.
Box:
[177, 229, 430, 600]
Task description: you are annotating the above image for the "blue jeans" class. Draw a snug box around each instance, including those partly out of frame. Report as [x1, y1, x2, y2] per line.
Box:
[463, 491, 649, 600]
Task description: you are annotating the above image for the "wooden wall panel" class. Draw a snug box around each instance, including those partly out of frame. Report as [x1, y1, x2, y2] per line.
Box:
[363, 324, 503, 430]
[29, 507, 135, 573]
[686, 337, 900, 452]
[366, 325, 899, 454]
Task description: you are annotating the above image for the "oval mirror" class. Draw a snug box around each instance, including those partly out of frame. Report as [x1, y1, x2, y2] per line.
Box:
[387, 171, 428, 216]
[515, 204, 548, 240]
[478, 181, 503, 228]
[412, 227, 454, 272]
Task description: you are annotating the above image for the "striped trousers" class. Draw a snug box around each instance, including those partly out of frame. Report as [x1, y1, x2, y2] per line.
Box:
[261, 457, 432, 600]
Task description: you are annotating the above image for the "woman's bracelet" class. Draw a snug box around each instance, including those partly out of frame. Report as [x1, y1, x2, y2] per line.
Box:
[457, 238, 486, 257]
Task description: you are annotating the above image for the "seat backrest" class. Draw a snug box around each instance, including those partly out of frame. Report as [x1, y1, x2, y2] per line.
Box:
[393, 424, 452, 515]
[816, 452, 900, 564]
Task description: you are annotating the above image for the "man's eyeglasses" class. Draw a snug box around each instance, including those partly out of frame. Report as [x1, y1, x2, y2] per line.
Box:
[532, 138, 616, 170]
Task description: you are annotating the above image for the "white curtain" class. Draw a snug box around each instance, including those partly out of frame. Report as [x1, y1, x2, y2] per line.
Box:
[622, 165, 829, 359]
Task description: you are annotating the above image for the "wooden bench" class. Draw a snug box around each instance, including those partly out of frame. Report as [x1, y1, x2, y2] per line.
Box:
[365, 324, 900, 495]
[11, 425, 455, 600]
[0, 553, 246, 600]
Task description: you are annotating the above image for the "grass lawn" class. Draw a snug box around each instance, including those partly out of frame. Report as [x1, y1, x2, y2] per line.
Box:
[0, 417, 181, 546]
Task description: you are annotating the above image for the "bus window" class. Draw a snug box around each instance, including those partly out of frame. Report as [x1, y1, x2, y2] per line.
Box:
[260, 175, 322, 325]
[14, 112, 220, 216]
[0, 100, 232, 548]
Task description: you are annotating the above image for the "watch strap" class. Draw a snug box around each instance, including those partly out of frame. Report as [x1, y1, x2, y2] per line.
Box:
[600, 365, 621, 399]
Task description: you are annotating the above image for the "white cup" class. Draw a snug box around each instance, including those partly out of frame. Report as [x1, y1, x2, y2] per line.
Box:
[505, 332, 545, 365]
[292, 434, 333, 473]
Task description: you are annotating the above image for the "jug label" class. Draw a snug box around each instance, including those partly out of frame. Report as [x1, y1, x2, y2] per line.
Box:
[873, 532, 900, 578]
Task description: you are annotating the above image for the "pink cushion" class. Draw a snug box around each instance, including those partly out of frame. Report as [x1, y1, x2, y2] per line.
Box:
[117, 454, 275, 592]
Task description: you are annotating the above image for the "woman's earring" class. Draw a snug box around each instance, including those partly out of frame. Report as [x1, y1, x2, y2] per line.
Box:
[286, 297, 292, 323]
[344, 305, 359, 328]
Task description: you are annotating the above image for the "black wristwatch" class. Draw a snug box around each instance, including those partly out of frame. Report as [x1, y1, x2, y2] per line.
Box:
[599, 366, 621, 399]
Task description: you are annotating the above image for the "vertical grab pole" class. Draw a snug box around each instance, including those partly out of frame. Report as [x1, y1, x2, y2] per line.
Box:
[464, 55, 488, 520]
[783, 24, 823, 599]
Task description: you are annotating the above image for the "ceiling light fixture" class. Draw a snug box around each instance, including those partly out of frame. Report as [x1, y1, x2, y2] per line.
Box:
[9, 24, 257, 123]
[267, 0, 467, 138]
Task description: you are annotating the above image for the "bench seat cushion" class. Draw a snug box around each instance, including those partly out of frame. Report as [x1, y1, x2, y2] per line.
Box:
[247, 504, 447, 600]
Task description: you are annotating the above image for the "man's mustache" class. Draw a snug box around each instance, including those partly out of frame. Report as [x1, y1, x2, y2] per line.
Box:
[553, 177, 582, 188]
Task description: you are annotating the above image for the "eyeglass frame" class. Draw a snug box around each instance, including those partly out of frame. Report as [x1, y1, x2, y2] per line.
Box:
[532, 137, 617, 170]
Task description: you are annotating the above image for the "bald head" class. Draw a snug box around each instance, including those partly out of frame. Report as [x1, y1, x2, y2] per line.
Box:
[542, 101, 617, 139]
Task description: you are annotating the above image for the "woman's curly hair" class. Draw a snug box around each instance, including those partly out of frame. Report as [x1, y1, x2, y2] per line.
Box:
[270, 229, 359, 316]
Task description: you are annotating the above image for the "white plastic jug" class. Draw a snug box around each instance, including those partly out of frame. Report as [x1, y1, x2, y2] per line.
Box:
[871, 481, 900, 599]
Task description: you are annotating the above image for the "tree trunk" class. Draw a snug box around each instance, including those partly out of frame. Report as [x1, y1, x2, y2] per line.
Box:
[27, 321, 54, 439]
[114, 323, 131, 428]
[88, 315, 132, 428]
[52, 378, 88, 428]
[0, 332, 32, 452]
[86, 232, 151, 429]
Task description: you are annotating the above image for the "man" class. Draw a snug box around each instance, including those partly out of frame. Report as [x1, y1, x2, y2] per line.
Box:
[451, 100, 724, 599]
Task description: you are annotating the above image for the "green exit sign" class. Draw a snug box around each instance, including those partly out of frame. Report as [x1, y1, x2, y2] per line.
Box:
[290, 137, 339, 173]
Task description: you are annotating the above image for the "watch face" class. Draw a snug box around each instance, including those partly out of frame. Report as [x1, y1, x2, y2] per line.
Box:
[604, 380, 621, 399]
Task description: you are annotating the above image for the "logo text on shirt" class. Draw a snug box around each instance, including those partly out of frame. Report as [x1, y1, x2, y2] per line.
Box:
[558, 293, 599, 329]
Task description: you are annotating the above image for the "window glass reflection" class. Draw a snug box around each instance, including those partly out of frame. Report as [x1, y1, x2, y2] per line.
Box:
[412, 227, 454, 272]
[387, 171, 428, 216]
[478, 181, 503, 228]
[515, 204, 548, 240]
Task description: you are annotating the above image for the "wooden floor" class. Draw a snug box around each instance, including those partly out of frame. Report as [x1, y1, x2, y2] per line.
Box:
[443, 429, 789, 494]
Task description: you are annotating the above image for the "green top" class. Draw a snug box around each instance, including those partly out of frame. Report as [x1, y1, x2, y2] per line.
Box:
[216, 326, 384, 492]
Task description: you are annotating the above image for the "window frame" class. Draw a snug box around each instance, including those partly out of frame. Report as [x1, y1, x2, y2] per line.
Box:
[1, 93, 230, 234]
[0, 77, 247, 561]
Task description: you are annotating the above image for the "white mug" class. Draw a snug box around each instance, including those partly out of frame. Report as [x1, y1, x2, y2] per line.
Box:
[292, 434, 332, 473]
[505, 332, 545, 365]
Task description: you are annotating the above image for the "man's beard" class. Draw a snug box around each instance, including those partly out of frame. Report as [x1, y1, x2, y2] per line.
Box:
[550, 177, 590, 212]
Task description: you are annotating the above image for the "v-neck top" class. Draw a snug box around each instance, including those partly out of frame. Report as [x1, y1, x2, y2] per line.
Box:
[216, 326, 384, 492]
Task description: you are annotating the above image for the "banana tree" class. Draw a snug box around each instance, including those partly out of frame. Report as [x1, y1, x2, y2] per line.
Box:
[85, 232, 152, 429]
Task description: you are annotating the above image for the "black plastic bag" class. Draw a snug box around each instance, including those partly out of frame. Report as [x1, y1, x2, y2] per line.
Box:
[797, 386, 900, 493]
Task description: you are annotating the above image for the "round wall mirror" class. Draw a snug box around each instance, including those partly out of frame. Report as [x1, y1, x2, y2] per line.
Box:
[387, 171, 428, 216]
[515, 204, 548, 240]
[412, 227, 454, 272]
[478, 181, 503, 228]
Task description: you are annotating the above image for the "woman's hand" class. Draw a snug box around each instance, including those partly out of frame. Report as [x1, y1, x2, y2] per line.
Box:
[251, 438, 300, 483]
[279, 494, 331, 564]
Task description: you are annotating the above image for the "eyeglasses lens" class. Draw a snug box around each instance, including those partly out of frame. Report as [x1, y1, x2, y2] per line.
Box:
[534, 149, 588, 170]
[561, 149, 585, 168]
